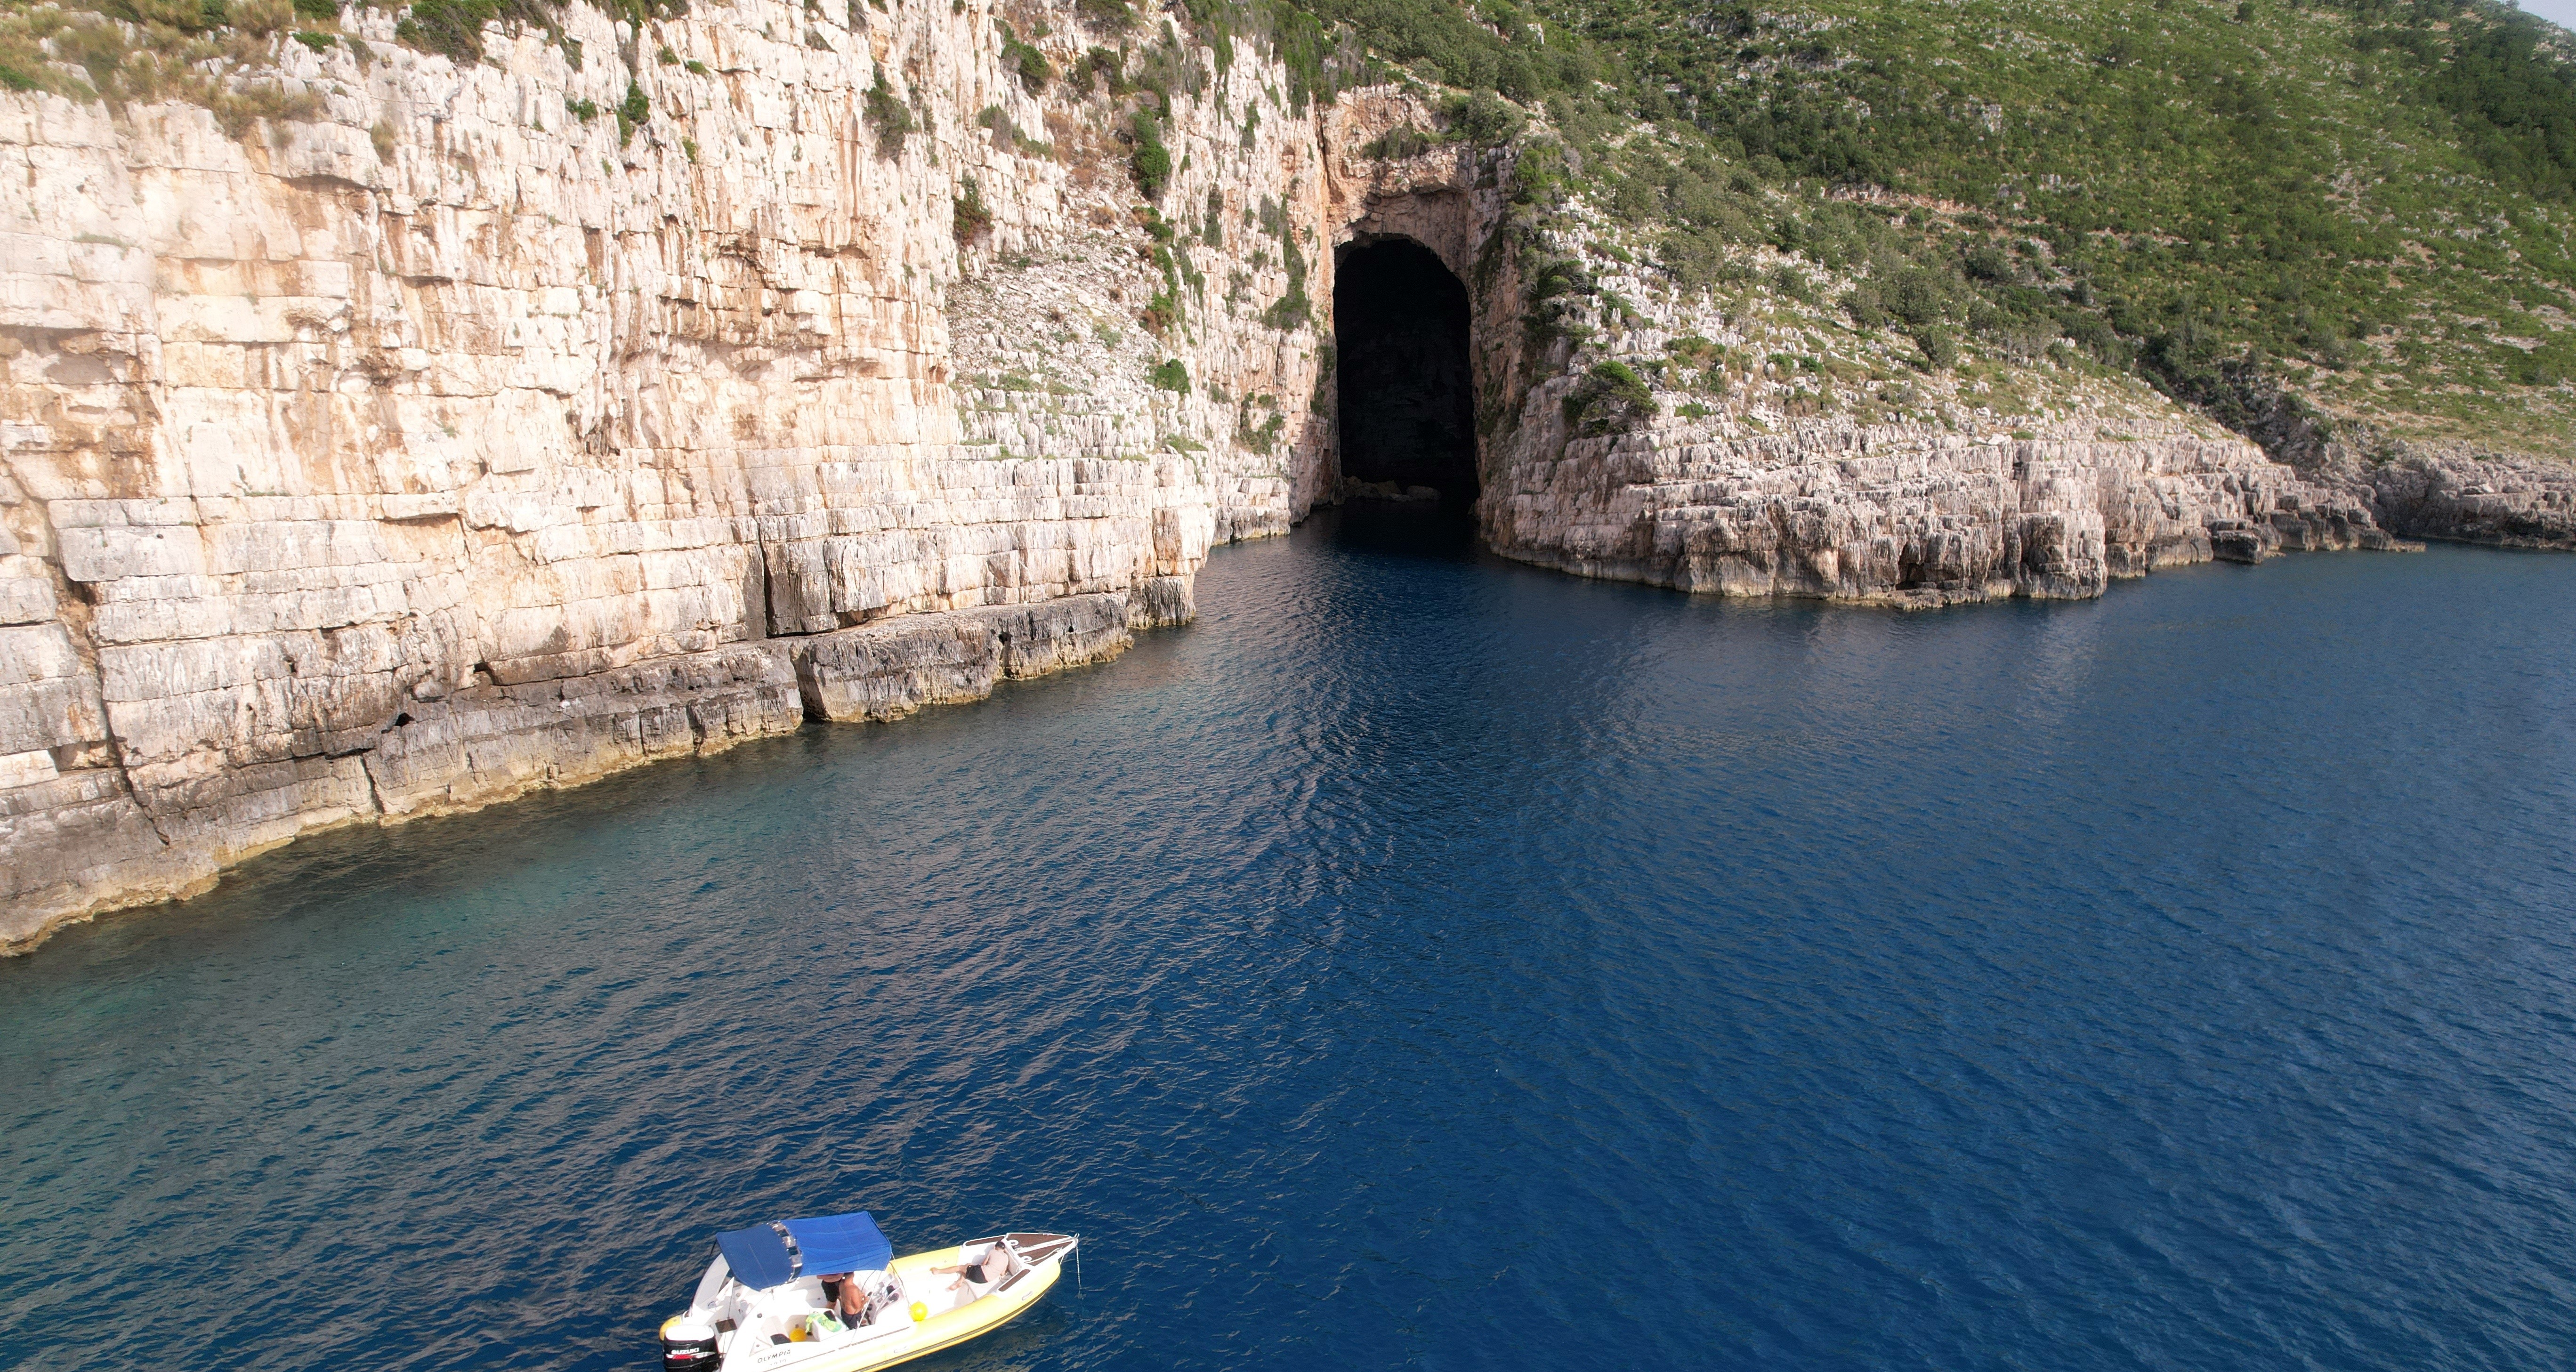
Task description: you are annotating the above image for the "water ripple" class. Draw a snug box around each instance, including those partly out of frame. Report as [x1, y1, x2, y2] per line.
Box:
[4, 515, 2575, 1371]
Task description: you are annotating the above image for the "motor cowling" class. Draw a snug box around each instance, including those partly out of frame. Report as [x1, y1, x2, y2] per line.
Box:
[661, 1315, 720, 1372]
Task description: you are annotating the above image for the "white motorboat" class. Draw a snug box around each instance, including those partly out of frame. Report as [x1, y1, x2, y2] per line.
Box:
[658, 1211, 1076, 1372]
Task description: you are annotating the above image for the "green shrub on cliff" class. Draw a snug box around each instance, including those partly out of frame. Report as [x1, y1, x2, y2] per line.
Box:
[1562, 359, 1656, 433]
[1262, 238, 1311, 329]
[1130, 110, 1172, 198]
[1519, 254, 1597, 347]
[616, 81, 647, 144]
[384, 0, 690, 65]
[864, 70, 911, 153]
[1442, 87, 1523, 145]
[953, 177, 993, 244]
[394, 0, 501, 63]
[1069, 45, 1128, 96]
[997, 20, 1053, 92]
[91, 0, 223, 29]
[1360, 121, 1435, 159]
[1149, 359, 1191, 393]
[1077, 0, 1134, 32]
[1201, 187, 1225, 246]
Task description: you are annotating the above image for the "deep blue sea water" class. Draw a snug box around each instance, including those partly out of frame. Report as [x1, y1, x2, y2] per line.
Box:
[6, 514, 2576, 1372]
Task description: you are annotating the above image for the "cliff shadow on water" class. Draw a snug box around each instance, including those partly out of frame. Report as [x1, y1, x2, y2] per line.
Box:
[1312, 501, 1484, 565]
[1334, 238, 1479, 520]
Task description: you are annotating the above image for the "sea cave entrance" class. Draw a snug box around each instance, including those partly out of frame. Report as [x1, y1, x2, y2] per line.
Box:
[1334, 238, 1479, 514]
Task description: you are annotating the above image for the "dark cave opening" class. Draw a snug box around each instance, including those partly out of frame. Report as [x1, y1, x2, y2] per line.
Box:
[1334, 238, 1479, 511]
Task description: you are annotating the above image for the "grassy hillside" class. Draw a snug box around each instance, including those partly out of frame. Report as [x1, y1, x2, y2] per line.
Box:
[11, 0, 2574, 460]
[1293, 0, 2576, 461]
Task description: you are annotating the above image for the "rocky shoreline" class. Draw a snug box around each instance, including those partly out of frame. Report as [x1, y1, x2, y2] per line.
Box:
[1487, 424, 2415, 608]
[2346, 451, 2576, 550]
[4, 585, 1187, 951]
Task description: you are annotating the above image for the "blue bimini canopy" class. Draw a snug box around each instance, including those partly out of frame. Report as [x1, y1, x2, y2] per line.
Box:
[714, 1212, 894, 1290]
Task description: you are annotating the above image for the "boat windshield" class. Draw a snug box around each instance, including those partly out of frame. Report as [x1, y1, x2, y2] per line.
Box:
[689, 1256, 733, 1312]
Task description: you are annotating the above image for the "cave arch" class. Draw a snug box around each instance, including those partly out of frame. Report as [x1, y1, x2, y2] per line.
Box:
[1333, 237, 1479, 509]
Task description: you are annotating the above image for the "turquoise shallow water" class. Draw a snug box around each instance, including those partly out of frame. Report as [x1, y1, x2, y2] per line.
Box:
[5, 515, 2576, 1371]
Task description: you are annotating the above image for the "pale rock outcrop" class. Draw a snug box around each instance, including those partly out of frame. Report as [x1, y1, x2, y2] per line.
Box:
[2357, 449, 2576, 549]
[1493, 423, 2400, 605]
[789, 590, 1134, 723]
[363, 643, 805, 820]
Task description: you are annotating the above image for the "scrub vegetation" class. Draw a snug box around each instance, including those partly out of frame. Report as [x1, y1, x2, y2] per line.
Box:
[1253, 0, 2576, 459]
[0, 0, 686, 138]
[14, 0, 2576, 458]
[0, 0, 321, 131]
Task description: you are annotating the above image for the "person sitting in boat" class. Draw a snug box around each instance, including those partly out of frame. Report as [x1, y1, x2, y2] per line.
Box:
[930, 1242, 1018, 1294]
[817, 1274, 868, 1325]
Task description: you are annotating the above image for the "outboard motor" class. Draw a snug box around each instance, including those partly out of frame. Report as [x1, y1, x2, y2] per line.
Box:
[660, 1316, 720, 1371]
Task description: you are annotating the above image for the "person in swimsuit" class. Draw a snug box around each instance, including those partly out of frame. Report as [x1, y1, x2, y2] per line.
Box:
[929, 1242, 1018, 1295]
[818, 1274, 870, 1325]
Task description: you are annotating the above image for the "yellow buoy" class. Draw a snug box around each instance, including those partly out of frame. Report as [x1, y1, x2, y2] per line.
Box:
[909, 1300, 929, 1323]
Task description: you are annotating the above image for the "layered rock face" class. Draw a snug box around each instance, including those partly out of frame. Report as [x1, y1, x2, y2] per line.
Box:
[1490, 425, 2398, 606]
[359, 586, 1177, 818]
[0, 1, 2436, 948]
[0, 0, 1328, 947]
[2353, 449, 2576, 549]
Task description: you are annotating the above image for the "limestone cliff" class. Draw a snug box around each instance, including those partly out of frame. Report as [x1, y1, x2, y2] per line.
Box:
[0, 0, 2416, 950]
[1, 0, 1330, 946]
